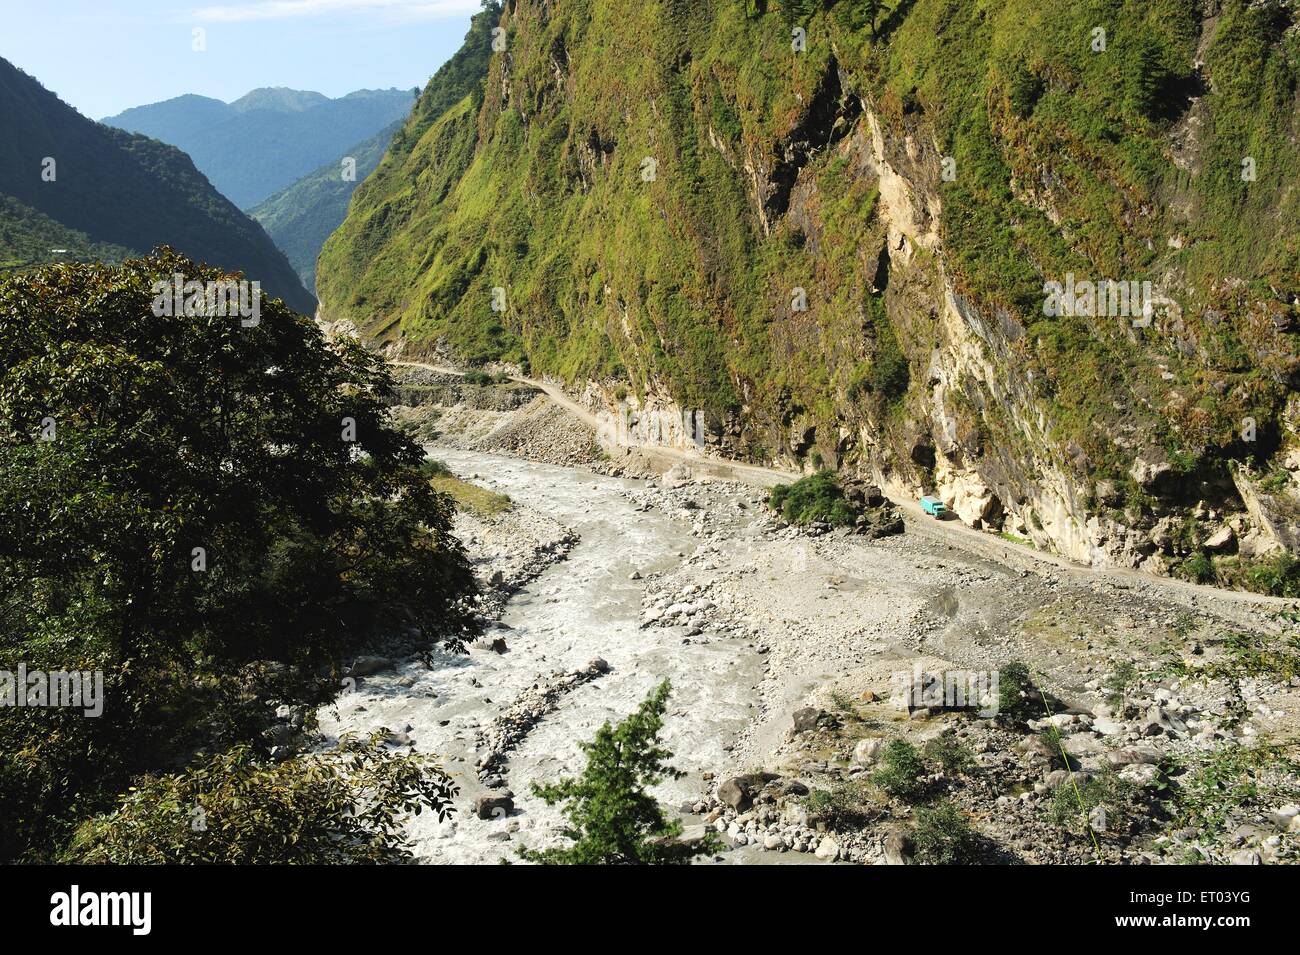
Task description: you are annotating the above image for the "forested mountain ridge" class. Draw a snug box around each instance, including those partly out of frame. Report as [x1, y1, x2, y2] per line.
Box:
[251, 119, 405, 292]
[317, 0, 1300, 592]
[103, 86, 417, 208]
[0, 57, 313, 313]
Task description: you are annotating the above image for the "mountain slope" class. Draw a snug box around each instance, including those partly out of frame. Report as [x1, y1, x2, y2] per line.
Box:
[250, 119, 404, 291]
[0, 57, 314, 313]
[102, 87, 417, 208]
[318, 0, 1300, 588]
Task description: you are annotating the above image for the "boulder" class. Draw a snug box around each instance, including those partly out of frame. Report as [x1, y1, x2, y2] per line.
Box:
[475, 794, 514, 820]
[347, 655, 394, 677]
[852, 738, 884, 766]
[718, 776, 753, 811]
[1106, 745, 1161, 768]
[814, 835, 840, 861]
[883, 828, 914, 865]
[1202, 525, 1236, 553]
[791, 706, 824, 733]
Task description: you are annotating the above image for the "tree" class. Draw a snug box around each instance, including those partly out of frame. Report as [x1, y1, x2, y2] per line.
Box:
[0, 250, 478, 859]
[62, 732, 456, 864]
[521, 681, 715, 864]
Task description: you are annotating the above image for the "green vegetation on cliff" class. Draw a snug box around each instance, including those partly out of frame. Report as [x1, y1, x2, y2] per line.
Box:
[319, 0, 1299, 577]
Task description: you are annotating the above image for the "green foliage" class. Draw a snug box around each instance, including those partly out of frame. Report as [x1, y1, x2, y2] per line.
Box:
[1048, 769, 1133, 836]
[0, 251, 477, 860]
[923, 729, 975, 775]
[768, 470, 859, 526]
[0, 57, 312, 313]
[0, 195, 132, 272]
[319, 0, 1299, 585]
[1103, 661, 1138, 715]
[1169, 741, 1300, 837]
[871, 739, 928, 801]
[912, 798, 981, 863]
[521, 680, 714, 864]
[251, 120, 404, 291]
[996, 661, 1039, 726]
[804, 778, 880, 830]
[61, 733, 455, 864]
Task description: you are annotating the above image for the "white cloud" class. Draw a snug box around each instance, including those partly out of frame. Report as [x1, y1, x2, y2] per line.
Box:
[188, 0, 480, 23]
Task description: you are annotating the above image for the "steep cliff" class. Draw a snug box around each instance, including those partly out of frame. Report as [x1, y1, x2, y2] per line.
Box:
[318, 0, 1300, 590]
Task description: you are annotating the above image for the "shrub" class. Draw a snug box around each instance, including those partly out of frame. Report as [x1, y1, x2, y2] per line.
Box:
[0, 252, 478, 860]
[768, 470, 859, 526]
[62, 733, 456, 864]
[996, 661, 1039, 726]
[1048, 770, 1132, 836]
[912, 799, 981, 864]
[923, 730, 975, 775]
[872, 739, 928, 801]
[803, 779, 880, 830]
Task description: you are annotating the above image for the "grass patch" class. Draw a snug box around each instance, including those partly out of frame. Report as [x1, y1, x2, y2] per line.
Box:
[423, 459, 512, 516]
[1048, 769, 1134, 837]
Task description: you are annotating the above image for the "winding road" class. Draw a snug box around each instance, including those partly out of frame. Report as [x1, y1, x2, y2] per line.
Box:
[392, 359, 1298, 616]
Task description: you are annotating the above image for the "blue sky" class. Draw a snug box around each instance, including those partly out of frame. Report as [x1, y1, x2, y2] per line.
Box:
[0, 0, 479, 119]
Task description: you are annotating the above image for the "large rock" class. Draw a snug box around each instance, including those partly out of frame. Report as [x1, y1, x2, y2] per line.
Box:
[717, 776, 753, 811]
[883, 828, 913, 865]
[1105, 745, 1161, 768]
[814, 835, 840, 861]
[475, 794, 514, 820]
[1130, 451, 1177, 495]
[791, 706, 824, 733]
[852, 737, 884, 766]
[346, 655, 395, 677]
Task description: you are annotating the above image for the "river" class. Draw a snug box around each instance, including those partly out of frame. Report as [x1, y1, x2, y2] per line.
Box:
[317, 449, 764, 863]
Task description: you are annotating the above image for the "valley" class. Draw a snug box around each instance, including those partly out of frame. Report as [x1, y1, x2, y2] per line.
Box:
[315, 364, 1300, 865]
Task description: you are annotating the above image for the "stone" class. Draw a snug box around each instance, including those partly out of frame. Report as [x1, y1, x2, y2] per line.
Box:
[718, 776, 753, 811]
[1019, 734, 1057, 760]
[814, 835, 840, 861]
[1118, 763, 1162, 788]
[1106, 745, 1161, 768]
[883, 828, 913, 865]
[791, 706, 824, 733]
[852, 737, 884, 766]
[1203, 525, 1236, 552]
[475, 794, 514, 820]
[347, 655, 394, 677]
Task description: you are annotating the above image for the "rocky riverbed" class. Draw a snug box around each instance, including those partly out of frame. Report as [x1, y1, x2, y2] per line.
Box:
[311, 372, 1300, 865]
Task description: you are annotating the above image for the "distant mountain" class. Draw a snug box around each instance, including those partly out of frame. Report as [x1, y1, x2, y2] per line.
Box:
[251, 119, 403, 292]
[103, 86, 417, 208]
[0, 57, 314, 314]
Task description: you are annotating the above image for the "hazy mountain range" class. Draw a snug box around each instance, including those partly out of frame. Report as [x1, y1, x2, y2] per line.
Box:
[102, 86, 416, 209]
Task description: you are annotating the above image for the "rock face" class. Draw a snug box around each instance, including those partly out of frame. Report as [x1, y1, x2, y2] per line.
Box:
[319, 0, 1300, 579]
